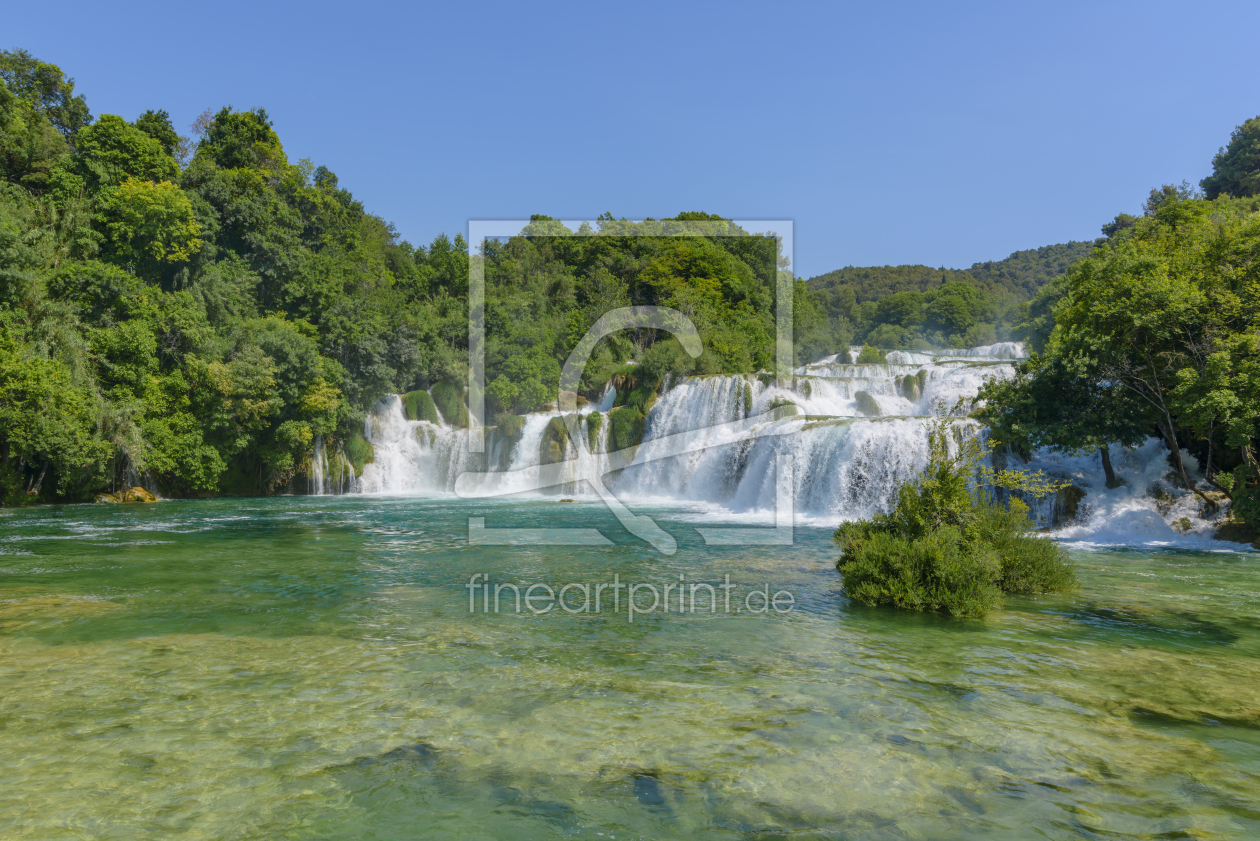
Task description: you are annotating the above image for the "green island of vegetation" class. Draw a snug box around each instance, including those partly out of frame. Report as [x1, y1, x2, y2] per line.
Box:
[835, 410, 1075, 617]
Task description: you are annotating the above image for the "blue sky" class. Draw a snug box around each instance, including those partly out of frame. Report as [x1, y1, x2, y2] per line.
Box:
[7, 1, 1258, 278]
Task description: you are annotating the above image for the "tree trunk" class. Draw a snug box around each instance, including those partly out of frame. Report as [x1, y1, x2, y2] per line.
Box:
[1100, 446, 1121, 489]
[27, 460, 49, 496]
[1157, 418, 1211, 503]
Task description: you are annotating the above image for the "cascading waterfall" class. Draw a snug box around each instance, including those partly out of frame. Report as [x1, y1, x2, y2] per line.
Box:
[309, 435, 358, 495]
[351, 347, 1233, 546]
[357, 395, 469, 494]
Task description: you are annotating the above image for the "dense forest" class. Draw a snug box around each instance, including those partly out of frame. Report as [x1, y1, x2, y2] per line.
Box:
[0, 49, 819, 503]
[805, 241, 1094, 350]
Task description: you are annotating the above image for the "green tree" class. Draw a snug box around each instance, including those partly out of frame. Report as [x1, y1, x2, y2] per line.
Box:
[1201, 116, 1260, 199]
[134, 109, 186, 161]
[71, 114, 178, 190]
[0, 49, 91, 139]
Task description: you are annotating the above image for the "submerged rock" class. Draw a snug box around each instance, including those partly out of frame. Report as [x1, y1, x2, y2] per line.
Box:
[1212, 521, 1258, 546]
[96, 487, 157, 503]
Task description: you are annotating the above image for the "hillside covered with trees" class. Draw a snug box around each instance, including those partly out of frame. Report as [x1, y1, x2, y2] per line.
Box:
[0, 49, 823, 503]
[805, 241, 1095, 350]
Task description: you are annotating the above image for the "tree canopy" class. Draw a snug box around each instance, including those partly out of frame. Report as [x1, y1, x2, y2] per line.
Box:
[1201, 116, 1260, 200]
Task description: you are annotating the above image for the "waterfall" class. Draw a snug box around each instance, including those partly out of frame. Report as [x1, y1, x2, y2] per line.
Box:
[357, 395, 469, 494]
[351, 344, 1233, 546]
[309, 435, 358, 495]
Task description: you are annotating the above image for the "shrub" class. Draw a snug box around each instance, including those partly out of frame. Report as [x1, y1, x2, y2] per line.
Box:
[838, 526, 1002, 617]
[856, 344, 886, 364]
[621, 382, 657, 415]
[403, 390, 440, 424]
[835, 409, 1074, 617]
[429, 381, 468, 427]
[343, 431, 374, 477]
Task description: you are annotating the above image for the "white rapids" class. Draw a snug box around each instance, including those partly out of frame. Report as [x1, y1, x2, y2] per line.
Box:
[340, 344, 1238, 549]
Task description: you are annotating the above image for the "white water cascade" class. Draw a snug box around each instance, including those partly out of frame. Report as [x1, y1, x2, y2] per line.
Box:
[309, 435, 359, 495]
[347, 347, 1236, 548]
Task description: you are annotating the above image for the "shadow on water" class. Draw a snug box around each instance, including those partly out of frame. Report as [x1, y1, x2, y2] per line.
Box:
[1056, 603, 1241, 647]
[326, 743, 698, 838]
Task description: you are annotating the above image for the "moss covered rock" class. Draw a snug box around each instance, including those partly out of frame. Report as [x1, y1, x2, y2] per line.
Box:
[768, 398, 801, 418]
[344, 431, 374, 477]
[608, 407, 645, 456]
[585, 410, 603, 452]
[899, 375, 921, 402]
[96, 487, 158, 503]
[540, 416, 574, 465]
[743, 382, 753, 416]
[403, 390, 440, 424]
[1050, 483, 1086, 525]
[429, 381, 468, 428]
[496, 413, 526, 442]
[1213, 521, 1258, 545]
[854, 391, 882, 417]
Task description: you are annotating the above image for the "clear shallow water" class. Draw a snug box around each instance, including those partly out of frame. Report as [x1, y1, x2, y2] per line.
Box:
[1, 497, 1259, 840]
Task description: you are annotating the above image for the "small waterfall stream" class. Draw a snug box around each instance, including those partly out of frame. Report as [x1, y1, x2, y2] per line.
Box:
[309, 435, 358, 495]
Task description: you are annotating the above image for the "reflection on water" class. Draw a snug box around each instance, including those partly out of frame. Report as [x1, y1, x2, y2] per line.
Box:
[1, 496, 1258, 839]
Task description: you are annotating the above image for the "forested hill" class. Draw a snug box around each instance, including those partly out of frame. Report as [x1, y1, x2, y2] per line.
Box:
[806, 240, 1094, 304]
[800, 240, 1095, 353]
[964, 241, 1096, 299]
[1, 48, 815, 504]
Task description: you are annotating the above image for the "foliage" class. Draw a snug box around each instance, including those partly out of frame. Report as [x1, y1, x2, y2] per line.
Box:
[403, 389, 439, 424]
[0, 49, 91, 139]
[855, 344, 885, 364]
[965, 242, 1096, 299]
[980, 186, 1260, 521]
[805, 242, 1093, 349]
[1201, 115, 1260, 199]
[835, 410, 1075, 617]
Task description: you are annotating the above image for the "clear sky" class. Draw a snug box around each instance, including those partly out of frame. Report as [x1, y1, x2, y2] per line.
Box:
[7, 0, 1259, 278]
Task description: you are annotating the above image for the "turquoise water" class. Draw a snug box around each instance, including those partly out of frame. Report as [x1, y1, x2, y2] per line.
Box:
[2, 496, 1259, 839]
